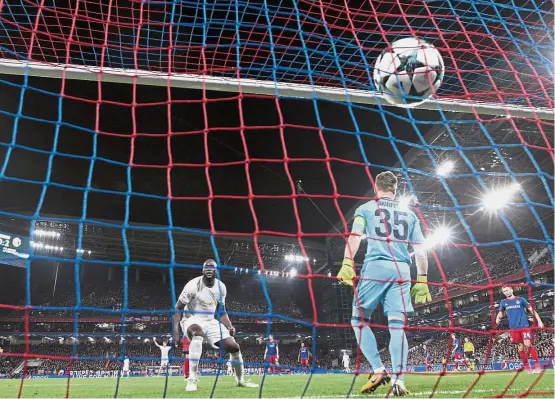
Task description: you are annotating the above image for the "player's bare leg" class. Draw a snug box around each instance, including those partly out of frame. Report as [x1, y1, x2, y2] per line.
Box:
[220, 337, 258, 388]
[186, 325, 205, 392]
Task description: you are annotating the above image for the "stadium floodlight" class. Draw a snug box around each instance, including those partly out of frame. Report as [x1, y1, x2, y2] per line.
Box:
[30, 241, 64, 252]
[436, 161, 455, 176]
[285, 254, 309, 262]
[398, 195, 412, 211]
[422, 226, 452, 250]
[33, 230, 61, 239]
[289, 269, 297, 277]
[482, 182, 521, 210]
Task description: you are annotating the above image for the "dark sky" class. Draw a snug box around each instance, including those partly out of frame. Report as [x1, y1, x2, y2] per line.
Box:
[0, 73, 444, 235]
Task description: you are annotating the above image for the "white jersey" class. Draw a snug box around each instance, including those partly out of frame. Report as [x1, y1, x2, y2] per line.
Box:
[342, 354, 350, 365]
[123, 359, 130, 370]
[158, 345, 171, 360]
[179, 276, 227, 321]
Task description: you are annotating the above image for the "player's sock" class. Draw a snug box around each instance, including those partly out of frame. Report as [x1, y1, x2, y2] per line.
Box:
[518, 350, 530, 368]
[388, 317, 408, 383]
[183, 355, 190, 379]
[230, 351, 244, 381]
[463, 360, 470, 370]
[189, 336, 204, 380]
[352, 321, 384, 371]
[528, 346, 540, 367]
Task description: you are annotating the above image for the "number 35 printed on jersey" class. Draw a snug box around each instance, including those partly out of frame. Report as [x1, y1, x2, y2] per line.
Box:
[374, 209, 409, 240]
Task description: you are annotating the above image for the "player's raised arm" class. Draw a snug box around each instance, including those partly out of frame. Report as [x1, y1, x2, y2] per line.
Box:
[337, 214, 366, 286]
[153, 337, 161, 348]
[409, 216, 431, 304]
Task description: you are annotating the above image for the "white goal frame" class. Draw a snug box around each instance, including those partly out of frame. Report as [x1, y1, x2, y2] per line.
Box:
[0, 59, 552, 120]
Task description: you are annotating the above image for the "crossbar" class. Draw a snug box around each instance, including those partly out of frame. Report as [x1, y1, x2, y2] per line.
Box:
[0, 59, 552, 120]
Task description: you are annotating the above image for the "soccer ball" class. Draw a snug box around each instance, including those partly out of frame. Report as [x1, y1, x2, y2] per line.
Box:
[373, 37, 444, 106]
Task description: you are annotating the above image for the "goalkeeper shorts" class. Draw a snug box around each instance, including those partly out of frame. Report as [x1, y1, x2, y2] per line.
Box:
[352, 260, 412, 319]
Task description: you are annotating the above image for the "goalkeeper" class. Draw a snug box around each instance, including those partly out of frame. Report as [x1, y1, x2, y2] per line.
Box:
[337, 171, 430, 396]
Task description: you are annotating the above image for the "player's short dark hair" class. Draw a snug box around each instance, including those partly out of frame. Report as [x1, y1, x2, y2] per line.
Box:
[375, 171, 398, 193]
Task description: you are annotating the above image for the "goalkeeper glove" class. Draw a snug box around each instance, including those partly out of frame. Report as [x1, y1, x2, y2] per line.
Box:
[337, 258, 356, 286]
[410, 275, 432, 304]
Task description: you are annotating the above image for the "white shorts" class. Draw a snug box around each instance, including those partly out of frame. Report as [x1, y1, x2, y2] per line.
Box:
[343, 362, 349, 367]
[122, 367, 129, 372]
[160, 359, 169, 367]
[181, 316, 230, 346]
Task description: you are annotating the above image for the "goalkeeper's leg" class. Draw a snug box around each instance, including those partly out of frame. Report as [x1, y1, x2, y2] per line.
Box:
[382, 264, 412, 396]
[351, 271, 390, 394]
[388, 313, 409, 396]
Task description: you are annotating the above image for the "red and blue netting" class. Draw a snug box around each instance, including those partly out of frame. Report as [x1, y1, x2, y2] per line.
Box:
[0, 0, 553, 397]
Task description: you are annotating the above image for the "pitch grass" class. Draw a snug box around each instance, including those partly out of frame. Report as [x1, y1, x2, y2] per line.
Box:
[0, 371, 553, 398]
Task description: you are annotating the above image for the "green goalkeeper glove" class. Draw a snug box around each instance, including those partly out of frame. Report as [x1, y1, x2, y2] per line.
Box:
[410, 275, 432, 304]
[337, 258, 356, 286]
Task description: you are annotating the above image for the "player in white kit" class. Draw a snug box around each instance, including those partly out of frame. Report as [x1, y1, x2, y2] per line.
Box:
[122, 356, 130, 377]
[154, 338, 171, 377]
[343, 352, 351, 373]
[173, 259, 259, 392]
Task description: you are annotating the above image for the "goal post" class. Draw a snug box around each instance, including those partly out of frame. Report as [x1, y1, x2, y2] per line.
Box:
[0, 59, 552, 120]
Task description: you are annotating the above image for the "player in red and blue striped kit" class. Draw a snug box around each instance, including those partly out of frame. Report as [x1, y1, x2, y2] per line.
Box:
[298, 342, 311, 373]
[264, 335, 279, 373]
[496, 286, 544, 373]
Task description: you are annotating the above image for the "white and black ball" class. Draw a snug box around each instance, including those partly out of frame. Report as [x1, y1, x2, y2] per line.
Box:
[373, 37, 444, 106]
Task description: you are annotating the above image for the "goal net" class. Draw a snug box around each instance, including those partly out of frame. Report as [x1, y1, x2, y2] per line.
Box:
[0, 0, 553, 397]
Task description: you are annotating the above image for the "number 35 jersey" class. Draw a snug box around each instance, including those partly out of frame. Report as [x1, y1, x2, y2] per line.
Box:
[352, 196, 425, 265]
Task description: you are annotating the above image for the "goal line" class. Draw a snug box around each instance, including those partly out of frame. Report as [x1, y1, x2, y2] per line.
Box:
[0, 59, 552, 121]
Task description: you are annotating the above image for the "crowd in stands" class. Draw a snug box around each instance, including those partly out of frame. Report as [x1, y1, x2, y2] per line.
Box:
[1, 322, 553, 377]
[429, 244, 552, 298]
[408, 322, 554, 366]
[3, 279, 306, 323]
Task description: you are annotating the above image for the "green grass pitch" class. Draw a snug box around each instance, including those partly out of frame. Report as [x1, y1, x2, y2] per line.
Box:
[0, 372, 553, 398]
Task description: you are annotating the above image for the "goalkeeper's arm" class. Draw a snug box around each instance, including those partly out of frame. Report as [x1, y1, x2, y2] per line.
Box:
[337, 216, 365, 286]
[414, 244, 429, 276]
[410, 244, 431, 304]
